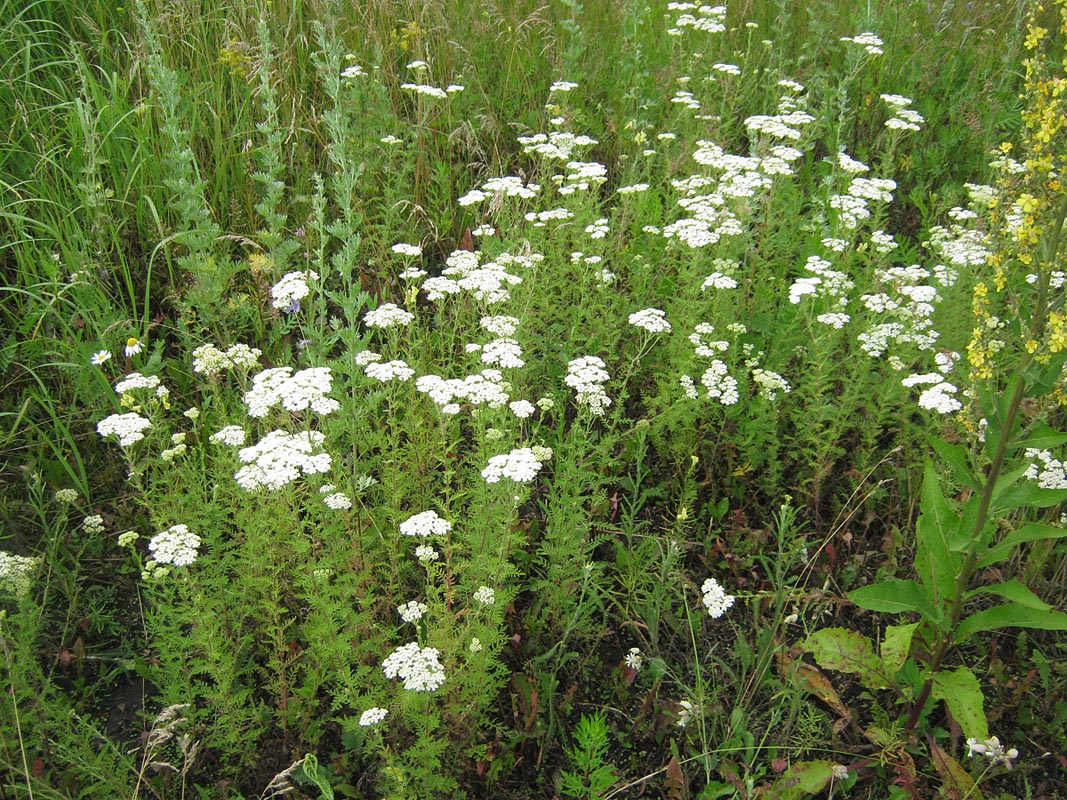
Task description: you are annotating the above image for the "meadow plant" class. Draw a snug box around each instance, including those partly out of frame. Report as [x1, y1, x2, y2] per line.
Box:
[1, 1, 1062, 798]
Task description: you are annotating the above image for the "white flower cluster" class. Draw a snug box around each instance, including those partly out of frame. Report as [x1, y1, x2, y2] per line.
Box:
[479, 338, 525, 368]
[244, 367, 339, 417]
[234, 430, 332, 491]
[97, 412, 152, 447]
[751, 368, 791, 401]
[840, 31, 884, 56]
[359, 707, 388, 726]
[481, 315, 520, 337]
[0, 551, 41, 598]
[210, 425, 246, 446]
[628, 308, 672, 334]
[565, 356, 612, 416]
[881, 94, 924, 131]
[473, 586, 496, 605]
[399, 510, 452, 538]
[148, 524, 201, 567]
[669, 3, 727, 35]
[415, 544, 439, 563]
[701, 577, 736, 618]
[397, 600, 428, 623]
[391, 243, 422, 257]
[700, 360, 740, 405]
[319, 485, 353, 510]
[416, 369, 510, 414]
[903, 373, 962, 414]
[364, 303, 414, 329]
[788, 255, 854, 310]
[192, 343, 262, 376]
[114, 372, 160, 394]
[829, 177, 896, 230]
[382, 642, 446, 692]
[858, 265, 941, 357]
[458, 175, 540, 207]
[1023, 449, 1067, 489]
[364, 360, 415, 383]
[926, 223, 988, 283]
[482, 447, 543, 484]
[556, 162, 607, 195]
[519, 131, 597, 161]
[423, 250, 527, 305]
[271, 271, 317, 311]
[400, 82, 463, 99]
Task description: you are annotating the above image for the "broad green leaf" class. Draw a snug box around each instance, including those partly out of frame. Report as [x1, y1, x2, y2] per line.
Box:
[966, 579, 1052, 611]
[955, 603, 1067, 642]
[978, 521, 1067, 567]
[990, 462, 1037, 508]
[762, 760, 837, 800]
[947, 494, 987, 552]
[1016, 422, 1067, 451]
[991, 482, 1067, 512]
[849, 579, 940, 622]
[929, 436, 979, 491]
[930, 667, 988, 740]
[1024, 351, 1067, 398]
[880, 623, 919, 674]
[915, 462, 962, 611]
[803, 628, 890, 690]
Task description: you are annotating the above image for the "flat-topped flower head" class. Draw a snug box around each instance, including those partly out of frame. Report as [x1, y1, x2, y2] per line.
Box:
[399, 510, 452, 538]
[364, 303, 414, 329]
[482, 447, 543, 483]
[148, 524, 201, 567]
[244, 367, 339, 417]
[629, 308, 672, 334]
[381, 642, 446, 692]
[97, 412, 152, 447]
[359, 707, 388, 726]
[234, 430, 332, 491]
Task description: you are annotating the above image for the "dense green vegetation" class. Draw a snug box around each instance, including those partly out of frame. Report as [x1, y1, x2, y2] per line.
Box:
[2, 0, 1066, 797]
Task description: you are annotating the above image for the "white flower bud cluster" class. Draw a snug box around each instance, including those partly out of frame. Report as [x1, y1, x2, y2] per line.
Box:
[0, 551, 41, 598]
[192, 343, 262, 376]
